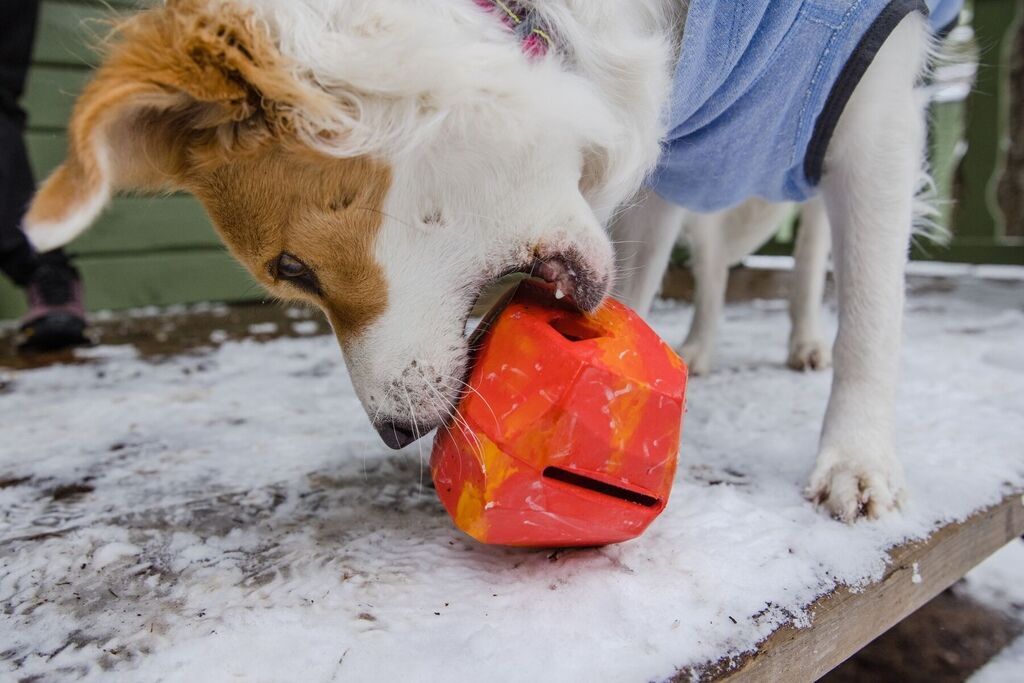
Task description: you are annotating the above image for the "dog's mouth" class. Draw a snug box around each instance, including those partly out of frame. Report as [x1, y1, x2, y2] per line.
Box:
[466, 249, 609, 348]
[521, 249, 610, 314]
[373, 250, 609, 451]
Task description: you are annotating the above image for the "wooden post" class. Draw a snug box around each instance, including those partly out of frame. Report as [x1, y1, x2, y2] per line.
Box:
[997, 6, 1024, 237]
[950, 0, 1024, 261]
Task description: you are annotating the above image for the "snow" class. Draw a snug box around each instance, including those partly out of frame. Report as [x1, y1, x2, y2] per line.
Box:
[0, 278, 1022, 681]
[963, 538, 1024, 617]
[970, 635, 1024, 683]
[964, 539, 1024, 682]
[743, 255, 1024, 282]
[246, 322, 279, 335]
[291, 320, 321, 335]
[91, 542, 141, 571]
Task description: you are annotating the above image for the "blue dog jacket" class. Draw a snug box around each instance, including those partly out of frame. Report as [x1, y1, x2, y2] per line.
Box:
[651, 0, 963, 212]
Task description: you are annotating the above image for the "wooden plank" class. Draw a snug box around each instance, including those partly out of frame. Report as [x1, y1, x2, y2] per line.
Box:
[26, 130, 70, 178]
[755, 230, 1024, 266]
[23, 131, 222, 256]
[74, 250, 260, 311]
[929, 97, 966, 234]
[32, 0, 143, 68]
[32, 1, 125, 68]
[953, 0, 1022, 241]
[23, 65, 91, 130]
[910, 240, 1024, 265]
[68, 196, 222, 254]
[682, 494, 1024, 682]
[0, 249, 262, 318]
[999, 11, 1024, 237]
[0, 276, 28, 320]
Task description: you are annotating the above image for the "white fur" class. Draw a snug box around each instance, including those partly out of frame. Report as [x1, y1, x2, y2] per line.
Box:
[618, 13, 930, 520]
[27, 143, 113, 253]
[27, 190, 108, 253]
[240, 0, 677, 221]
[614, 195, 832, 376]
[339, 3, 931, 521]
[221, 0, 683, 426]
[27, 0, 933, 521]
[806, 14, 929, 521]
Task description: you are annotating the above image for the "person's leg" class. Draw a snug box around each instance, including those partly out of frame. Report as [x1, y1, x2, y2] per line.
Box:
[0, 118, 38, 285]
[0, 0, 41, 286]
[1, 0, 87, 350]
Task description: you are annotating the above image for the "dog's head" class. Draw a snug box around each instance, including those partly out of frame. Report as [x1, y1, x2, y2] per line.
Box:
[27, 0, 653, 447]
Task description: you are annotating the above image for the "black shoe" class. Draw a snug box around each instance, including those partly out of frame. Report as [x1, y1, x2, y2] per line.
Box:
[17, 252, 89, 352]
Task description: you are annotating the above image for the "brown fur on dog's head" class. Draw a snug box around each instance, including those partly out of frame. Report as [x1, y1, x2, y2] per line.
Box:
[28, 0, 622, 445]
[27, 0, 389, 337]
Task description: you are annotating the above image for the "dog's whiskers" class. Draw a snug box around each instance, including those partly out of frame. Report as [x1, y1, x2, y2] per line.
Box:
[422, 371, 486, 461]
[400, 383, 428, 493]
[438, 373, 500, 432]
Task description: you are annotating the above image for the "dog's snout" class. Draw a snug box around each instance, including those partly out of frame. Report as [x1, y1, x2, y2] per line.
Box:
[375, 419, 422, 450]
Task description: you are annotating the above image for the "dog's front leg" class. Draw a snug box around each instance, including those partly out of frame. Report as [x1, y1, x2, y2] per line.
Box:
[807, 15, 928, 521]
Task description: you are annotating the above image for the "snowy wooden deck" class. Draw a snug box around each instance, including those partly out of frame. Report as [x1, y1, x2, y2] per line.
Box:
[1, 272, 1022, 682]
[702, 494, 1024, 681]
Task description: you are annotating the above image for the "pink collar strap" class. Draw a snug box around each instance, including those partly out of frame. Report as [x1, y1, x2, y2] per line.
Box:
[473, 0, 555, 58]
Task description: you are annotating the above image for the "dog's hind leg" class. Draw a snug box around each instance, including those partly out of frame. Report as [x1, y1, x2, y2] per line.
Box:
[610, 188, 687, 317]
[676, 211, 730, 375]
[787, 196, 832, 371]
[806, 13, 929, 522]
[680, 199, 792, 374]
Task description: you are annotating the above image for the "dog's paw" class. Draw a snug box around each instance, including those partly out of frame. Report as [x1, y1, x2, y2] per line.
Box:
[787, 337, 832, 372]
[678, 342, 712, 376]
[805, 448, 904, 523]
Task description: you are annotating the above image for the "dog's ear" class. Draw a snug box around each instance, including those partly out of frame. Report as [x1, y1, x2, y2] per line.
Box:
[25, 0, 336, 252]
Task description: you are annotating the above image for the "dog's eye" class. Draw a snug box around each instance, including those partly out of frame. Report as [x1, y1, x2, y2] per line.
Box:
[277, 253, 308, 278]
[273, 253, 320, 295]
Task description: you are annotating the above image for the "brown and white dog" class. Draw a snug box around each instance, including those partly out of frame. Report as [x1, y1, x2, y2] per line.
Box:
[25, 0, 933, 522]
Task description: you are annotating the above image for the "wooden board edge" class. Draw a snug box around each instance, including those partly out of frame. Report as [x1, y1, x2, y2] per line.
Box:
[674, 492, 1024, 682]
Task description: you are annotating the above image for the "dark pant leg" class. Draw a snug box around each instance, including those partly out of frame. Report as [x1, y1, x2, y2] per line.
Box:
[0, 0, 40, 286]
[0, 116, 38, 285]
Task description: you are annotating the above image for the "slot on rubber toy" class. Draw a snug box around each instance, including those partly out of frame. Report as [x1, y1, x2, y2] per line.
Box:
[542, 467, 661, 508]
[431, 280, 688, 548]
[549, 317, 603, 343]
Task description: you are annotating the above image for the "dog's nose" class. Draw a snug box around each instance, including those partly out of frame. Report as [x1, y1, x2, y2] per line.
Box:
[532, 253, 609, 312]
[375, 419, 420, 450]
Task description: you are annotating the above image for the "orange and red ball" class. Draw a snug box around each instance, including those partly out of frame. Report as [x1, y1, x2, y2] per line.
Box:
[431, 281, 688, 547]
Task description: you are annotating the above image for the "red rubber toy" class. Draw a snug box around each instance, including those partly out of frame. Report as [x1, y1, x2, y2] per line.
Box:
[431, 280, 688, 547]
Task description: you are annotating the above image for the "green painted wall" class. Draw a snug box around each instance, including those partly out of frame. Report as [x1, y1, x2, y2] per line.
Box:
[0, 0, 258, 319]
[2, 1, 1020, 319]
